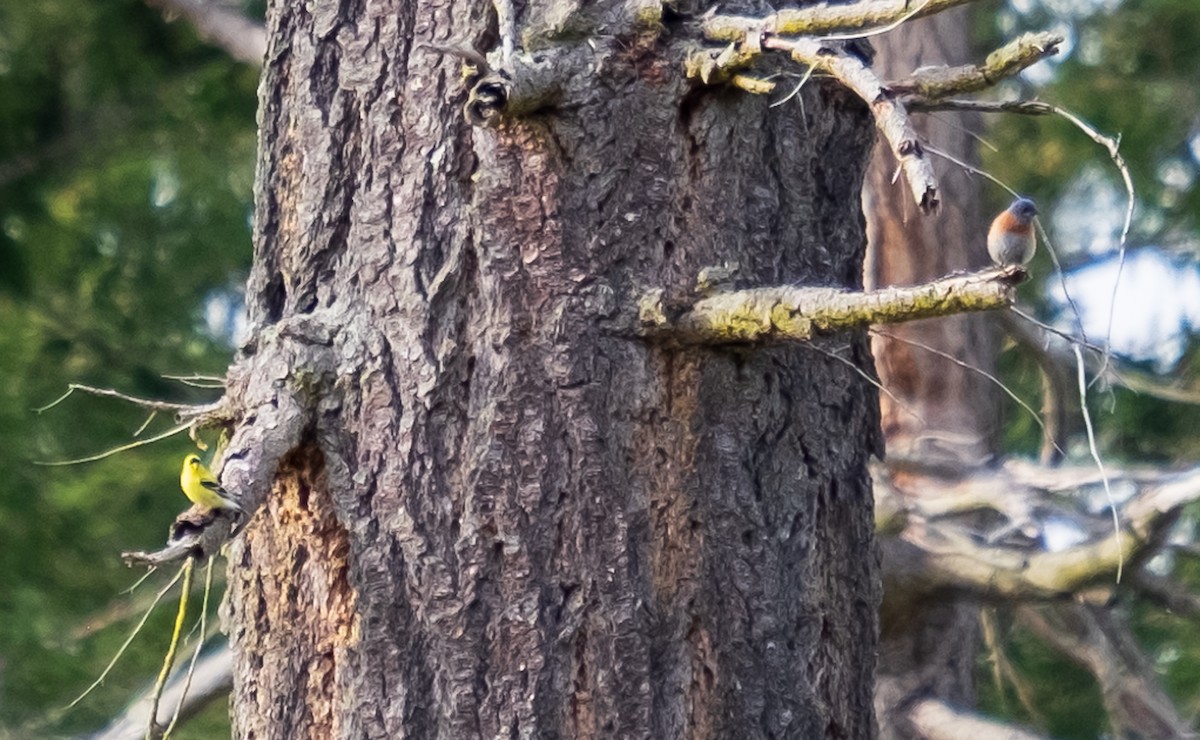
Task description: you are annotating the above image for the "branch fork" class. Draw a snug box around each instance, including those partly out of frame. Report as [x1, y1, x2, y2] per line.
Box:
[688, 4, 1064, 214]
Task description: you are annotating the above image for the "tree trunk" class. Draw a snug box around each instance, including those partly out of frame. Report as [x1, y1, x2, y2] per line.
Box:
[863, 9, 997, 737]
[225, 1, 881, 737]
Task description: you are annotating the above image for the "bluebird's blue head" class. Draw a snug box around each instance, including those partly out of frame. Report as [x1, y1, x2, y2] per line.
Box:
[1009, 197, 1038, 224]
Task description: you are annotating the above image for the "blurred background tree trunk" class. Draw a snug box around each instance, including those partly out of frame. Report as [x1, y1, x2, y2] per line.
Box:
[864, 7, 998, 737]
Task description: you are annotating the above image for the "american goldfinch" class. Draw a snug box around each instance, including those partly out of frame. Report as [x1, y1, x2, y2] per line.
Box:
[180, 454, 242, 512]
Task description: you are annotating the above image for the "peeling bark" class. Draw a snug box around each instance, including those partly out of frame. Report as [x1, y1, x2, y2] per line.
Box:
[225, 1, 882, 737]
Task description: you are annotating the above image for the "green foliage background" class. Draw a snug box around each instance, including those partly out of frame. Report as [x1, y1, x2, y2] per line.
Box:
[1, 0, 1199, 737]
[981, 1, 1200, 736]
[0, 0, 256, 735]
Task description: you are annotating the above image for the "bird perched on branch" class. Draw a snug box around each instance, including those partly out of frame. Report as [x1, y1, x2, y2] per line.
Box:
[180, 454, 242, 512]
[987, 196, 1038, 266]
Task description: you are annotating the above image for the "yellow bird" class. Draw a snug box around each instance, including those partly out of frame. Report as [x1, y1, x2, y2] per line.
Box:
[180, 454, 242, 512]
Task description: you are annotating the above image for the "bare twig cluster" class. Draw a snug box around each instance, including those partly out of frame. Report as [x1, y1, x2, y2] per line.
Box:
[687, 3, 1061, 213]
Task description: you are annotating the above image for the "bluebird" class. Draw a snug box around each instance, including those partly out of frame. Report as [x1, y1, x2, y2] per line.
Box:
[987, 197, 1038, 266]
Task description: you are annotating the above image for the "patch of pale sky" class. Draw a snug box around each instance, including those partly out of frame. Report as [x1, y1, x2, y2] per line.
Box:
[1077, 27, 1104, 66]
[204, 288, 248, 348]
[1018, 19, 1073, 86]
[1011, 0, 1123, 17]
[1050, 248, 1200, 370]
[1041, 515, 1090, 551]
[1005, 0, 1123, 85]
[1158, 159, 1195, 208]
[151, 160, 179, 209]
[1049, 166, 1126, 258]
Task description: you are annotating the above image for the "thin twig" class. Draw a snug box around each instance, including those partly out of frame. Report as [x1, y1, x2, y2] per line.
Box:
[133, 412, 158, 438]
[872, 328, 1066, 459]
[145, 558, 195, 740]
[34, 421, 192, 466]
[123, 567, 159, 595]
[803, 342, 930, 428]
[162, 374, 226, 389]
[924, 143, 1016, 194]
[163, 559, 212, 739]
[1008, 306, 1107, 356]
[770, 65, 815, 109]
[63, 566, 188, 712]
[34, 384, 203, 414]
[1035, 218, 1089, 345]
[1074, 344, 1122, 582]
[926, 111, 999, 153]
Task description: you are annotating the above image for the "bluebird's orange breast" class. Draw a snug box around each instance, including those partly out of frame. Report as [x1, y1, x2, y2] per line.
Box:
[991, 210, 1032, 236]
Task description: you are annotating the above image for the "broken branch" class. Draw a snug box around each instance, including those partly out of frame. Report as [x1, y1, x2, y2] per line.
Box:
[765, 36, 939, 212]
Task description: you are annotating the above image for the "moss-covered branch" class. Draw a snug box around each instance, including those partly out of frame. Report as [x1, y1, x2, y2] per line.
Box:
[877, 462, 1200, 601]
[640, 267, 1024, 344]
[890, 31, 1063, 101]
[702, 0, 980, 43]
[905, 98, 1054, 115]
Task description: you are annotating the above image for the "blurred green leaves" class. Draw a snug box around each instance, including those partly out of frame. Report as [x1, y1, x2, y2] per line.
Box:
[0, 0, 256, 734]
[980, 0, 1200, 735]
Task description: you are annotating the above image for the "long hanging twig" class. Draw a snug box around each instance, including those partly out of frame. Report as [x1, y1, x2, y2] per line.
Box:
[62, 565, 188, 712]
[1050, 106, 1137, 386]
[163, 559, 214, 739]
[34, 421, 192, 466]
[1074, 344, 1122, 582]
[145, 557, 195, 740]
[872, 328, 1067, 459]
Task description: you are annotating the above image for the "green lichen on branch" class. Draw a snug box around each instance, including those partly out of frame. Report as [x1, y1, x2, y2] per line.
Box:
[684, 43, 759, 85]
[702, 0, 978, 43]
[889, 31, 1063, 101]
[640, 267, 1024, 345]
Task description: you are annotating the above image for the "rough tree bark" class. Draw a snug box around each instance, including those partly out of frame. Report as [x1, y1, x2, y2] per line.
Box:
[862, 8, 997, 737]
[223, 1, 881, 737]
